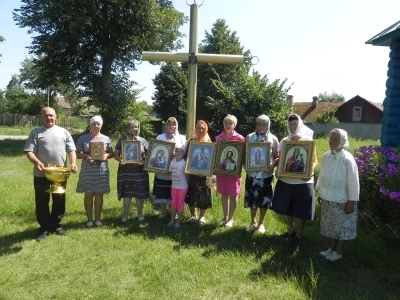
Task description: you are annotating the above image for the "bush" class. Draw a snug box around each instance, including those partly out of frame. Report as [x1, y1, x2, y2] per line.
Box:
[355, 145, 400, 235]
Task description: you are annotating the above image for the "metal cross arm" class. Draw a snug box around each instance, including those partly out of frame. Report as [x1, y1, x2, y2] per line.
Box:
[142, 52, 245, 65]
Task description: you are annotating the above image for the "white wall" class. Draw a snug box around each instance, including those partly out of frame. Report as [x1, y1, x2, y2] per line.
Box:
[306, 123, 381, 140]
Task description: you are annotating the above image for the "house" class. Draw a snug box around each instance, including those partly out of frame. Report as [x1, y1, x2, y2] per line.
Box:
[55, 96, 72, 115]
[290, 96, 343, 124]
[335, 95, 383, 123]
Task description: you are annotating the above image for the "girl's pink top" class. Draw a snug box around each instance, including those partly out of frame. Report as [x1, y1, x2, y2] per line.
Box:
[215, 131, 245, 196]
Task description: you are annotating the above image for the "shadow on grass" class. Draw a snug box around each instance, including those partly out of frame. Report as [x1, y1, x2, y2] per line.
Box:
[0, 228, 39, 257]
[0, 139, 27, 157]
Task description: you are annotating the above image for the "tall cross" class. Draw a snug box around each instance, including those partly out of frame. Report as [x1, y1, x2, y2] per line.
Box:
[142, 1, 245, 138]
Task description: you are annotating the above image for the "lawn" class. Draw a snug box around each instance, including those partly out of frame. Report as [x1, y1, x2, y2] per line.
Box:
[1, 135, 399, 300]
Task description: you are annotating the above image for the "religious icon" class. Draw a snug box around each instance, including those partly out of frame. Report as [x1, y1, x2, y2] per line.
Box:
[277, 140, 315, 179]
[213, 140, 245, 177]
[121, 140, 141, 164]
[245, 142, 271, 172]
[89, 142, 104, 161]
[185, 141, 216, 176]
[143, 140, 175, 173]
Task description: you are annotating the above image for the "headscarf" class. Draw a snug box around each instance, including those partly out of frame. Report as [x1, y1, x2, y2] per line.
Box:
[194, 120, 212, 142]
[255, 114, 271, 141]
[175, 144, 186, 153]
[330, 128, 349, 154]
[287, 113, 314, 140]
[90, 115, 103, 126]
[164, 117, 180, 136]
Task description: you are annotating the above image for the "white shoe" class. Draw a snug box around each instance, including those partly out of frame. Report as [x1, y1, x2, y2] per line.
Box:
[319, 248, 333, 257]
[225, 220, 233, 228]
[138, 215, 145, 222]
[257, 224, 266, 234]
[246, 224, 257, 232]
[218, 220, 226, 226]
[326, 251, 342, 262]
[199, 217, 206, 224]
[121, 216, 128, 223]
[95, 220, 102, 227]
[86, 221, 94, 228]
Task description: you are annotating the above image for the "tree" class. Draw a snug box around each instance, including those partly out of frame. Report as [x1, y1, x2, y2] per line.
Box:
[318, 91, 345, 102]
[13, 0, 186, 134]
[0, 35, 4, 63]
[315, 108, 339, 124]
[152, 62, 188, 126]
[152, 19, 291, 139]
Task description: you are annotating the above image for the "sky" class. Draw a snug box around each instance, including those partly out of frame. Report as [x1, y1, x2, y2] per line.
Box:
[0, 0, 399, 104]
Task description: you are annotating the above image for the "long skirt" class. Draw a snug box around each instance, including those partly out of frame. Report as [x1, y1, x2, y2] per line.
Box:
[117, 164, 150, 200]
[244, 176, 273, 209]
[185, 175, 212, 209]
[271, 180, 315, 220]
[153, 176, 172, 205]
[320, 199, 358, 240]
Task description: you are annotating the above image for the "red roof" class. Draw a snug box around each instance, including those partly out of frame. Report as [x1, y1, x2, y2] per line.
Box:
[293, 102, 343, 124]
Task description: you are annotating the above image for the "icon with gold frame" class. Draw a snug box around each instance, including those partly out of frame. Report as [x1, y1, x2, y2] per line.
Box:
[143, 139, 175, 173]
[213, 140, 245, 177]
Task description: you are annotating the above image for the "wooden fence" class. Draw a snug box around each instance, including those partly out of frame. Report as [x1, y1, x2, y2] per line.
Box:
[0, 114, 88, 128]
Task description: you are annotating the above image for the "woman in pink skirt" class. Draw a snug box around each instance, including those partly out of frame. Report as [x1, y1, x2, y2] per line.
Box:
[215, 114, 245, 227]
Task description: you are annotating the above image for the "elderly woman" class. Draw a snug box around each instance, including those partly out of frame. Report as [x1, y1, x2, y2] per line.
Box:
[271, 113, 318, 239]
[185, 120, 213, 224]
[76, 116, 113, 227]
[114, 120, 150, 223]
[244, 114, 279, 234]
[153, 117, 186, 218]
[316, 128, 360, 262]
[215, 114, 245, 228]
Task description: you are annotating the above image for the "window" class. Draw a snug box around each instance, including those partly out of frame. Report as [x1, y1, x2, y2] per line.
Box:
[353, 106, 362, 121]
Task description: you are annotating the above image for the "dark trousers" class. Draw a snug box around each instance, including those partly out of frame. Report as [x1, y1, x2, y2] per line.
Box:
[34, 177, 66, 233]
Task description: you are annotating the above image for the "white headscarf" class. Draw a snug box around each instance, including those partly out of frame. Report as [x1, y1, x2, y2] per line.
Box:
[330, 128, 349, 154]
[90, 115, 103, 126]
[287, 113, 314, 141]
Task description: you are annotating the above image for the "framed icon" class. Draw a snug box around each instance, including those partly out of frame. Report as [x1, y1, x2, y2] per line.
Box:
[213, 140, 245, 177]
[245, 142, 271, 172]
[89, 142, 104, 161]
[143, 139, 175, 173]
[121, 140, 141, 164]
[277, 140, 315, 179]
[185, 141, 216, 176]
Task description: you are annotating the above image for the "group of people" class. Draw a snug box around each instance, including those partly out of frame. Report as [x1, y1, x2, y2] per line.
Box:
[24, 107, 360, 262]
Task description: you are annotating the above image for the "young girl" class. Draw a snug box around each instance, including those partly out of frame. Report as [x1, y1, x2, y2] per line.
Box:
[167, 145, 188, 229]
[215, 114, 245, 227]
[315, 128, 359, 261]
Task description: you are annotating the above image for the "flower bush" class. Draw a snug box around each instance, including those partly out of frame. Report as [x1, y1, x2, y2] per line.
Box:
[354, 145, 400, 234]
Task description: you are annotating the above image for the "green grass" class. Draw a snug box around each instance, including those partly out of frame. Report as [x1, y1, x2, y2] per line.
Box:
[1, 135, 399, 299]
[0, 125, 84, 136]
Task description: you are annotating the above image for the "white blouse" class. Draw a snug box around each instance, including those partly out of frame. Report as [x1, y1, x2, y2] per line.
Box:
[315, 149, 359, 203]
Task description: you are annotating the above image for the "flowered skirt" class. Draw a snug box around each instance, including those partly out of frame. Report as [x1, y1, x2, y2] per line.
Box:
[320, 199, 358, 240]
[185, 175, 212, 209]
[244, 175, 273, 209]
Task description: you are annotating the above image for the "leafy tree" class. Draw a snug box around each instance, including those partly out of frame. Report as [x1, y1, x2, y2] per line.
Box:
[13, 0, 186, 134]
[0, 35, 4, 63]
[315, 108, 339, 124]
[318, 91, 345, 102]
[152, 62, 188, 127]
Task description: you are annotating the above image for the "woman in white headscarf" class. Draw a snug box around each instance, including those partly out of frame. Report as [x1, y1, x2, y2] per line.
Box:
[271, 113, 318, 239]
[76, 115, 114, 227]
[315, 128, 359, 262]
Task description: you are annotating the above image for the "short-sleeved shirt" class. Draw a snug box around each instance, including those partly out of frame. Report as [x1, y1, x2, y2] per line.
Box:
[24, 125, 76, 177]
[169, 158, 188, 189]
[76, 134, 112, 155]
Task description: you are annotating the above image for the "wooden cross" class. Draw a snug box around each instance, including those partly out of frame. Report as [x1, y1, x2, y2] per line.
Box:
[142, 2, 245, 138]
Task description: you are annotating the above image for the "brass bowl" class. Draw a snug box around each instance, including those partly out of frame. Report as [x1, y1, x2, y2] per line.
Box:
[44, 166, 71, 194]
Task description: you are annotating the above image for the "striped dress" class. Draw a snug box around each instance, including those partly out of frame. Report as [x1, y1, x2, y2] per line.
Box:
[76, 134, 111, 194]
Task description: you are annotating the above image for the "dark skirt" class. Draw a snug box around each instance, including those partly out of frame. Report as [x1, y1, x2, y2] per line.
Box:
[185, 175, 212, 209]
[153, 176, 172, 204]
[271, 179, 315, 220]
[244, 175, 273, 209]
[117, 164, 150, 200]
